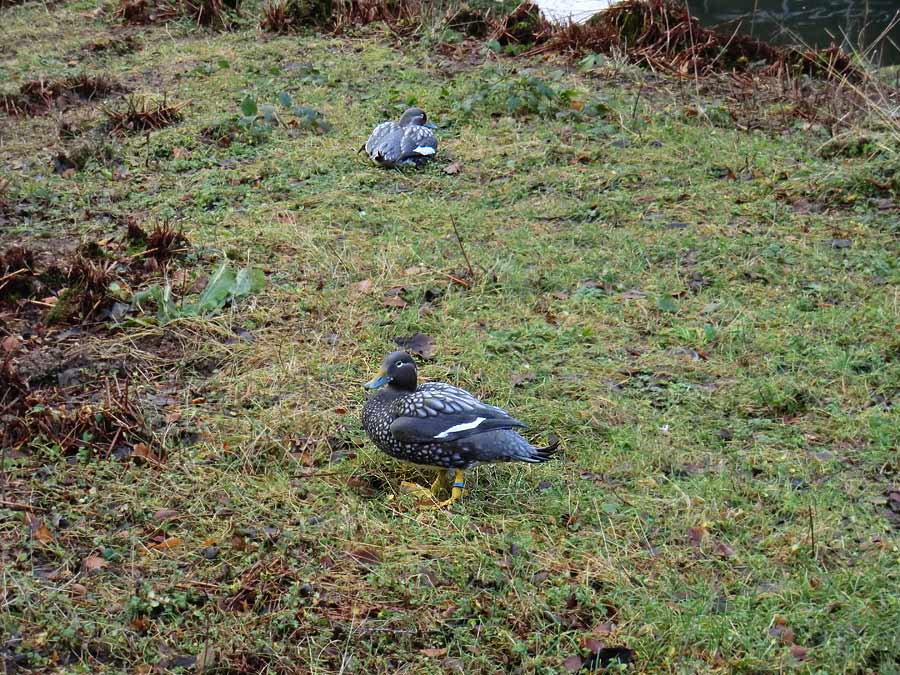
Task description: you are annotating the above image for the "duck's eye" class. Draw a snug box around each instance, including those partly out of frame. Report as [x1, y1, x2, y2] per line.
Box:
[394, 361, 403, 368]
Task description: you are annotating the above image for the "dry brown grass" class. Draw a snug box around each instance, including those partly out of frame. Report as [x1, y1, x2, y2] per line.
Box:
[534, 0, 863, 81]
[113, 0, 241, 28]
[333, 0, 422, 34]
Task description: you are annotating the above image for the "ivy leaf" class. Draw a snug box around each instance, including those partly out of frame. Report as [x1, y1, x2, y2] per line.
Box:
[656, 294, 678, 313]
[240, 95, 258, 118]
[261, 103, 278, 124]
[234, 267, 266, 298]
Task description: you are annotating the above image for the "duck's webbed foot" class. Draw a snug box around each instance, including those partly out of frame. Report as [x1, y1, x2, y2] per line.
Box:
[400, 481, 434, 498]
[419, 470, 466, 510]
[400, 468, 450, 499]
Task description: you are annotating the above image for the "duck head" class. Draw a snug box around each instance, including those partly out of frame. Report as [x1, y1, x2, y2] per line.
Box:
[398, 107, 437, 129]
[364, 351, 418, 391]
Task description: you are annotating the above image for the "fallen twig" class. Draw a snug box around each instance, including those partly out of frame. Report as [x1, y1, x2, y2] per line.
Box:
[1, 500, 47, 513]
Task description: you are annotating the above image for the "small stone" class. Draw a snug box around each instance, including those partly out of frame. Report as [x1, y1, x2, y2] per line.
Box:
[201, 546, 219, 560]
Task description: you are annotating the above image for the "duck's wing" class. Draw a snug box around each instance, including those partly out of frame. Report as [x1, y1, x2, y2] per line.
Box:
[364, 121, 400, 163]
[399, 125, 437, 161]
[389, 383, 524, 444]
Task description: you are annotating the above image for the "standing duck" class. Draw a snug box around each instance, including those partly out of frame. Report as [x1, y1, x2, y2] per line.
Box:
[361, 351, 558, 508]
[363, 107, 437, 167]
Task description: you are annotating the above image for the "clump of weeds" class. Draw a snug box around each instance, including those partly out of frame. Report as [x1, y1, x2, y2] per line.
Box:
[260, 0, 332, 32]
[113, 0, 241, 29]
[103, 94, 184, 134]
[53, 138, 121, 175]
[1, 74, 123, 116]
[85, 34, 141, 54]
[146, 221, 191, 265]
[0, 246, 38, 300]
[45, 256, 118, 323]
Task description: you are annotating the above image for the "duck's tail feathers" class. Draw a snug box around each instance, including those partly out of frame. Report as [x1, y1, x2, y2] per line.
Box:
[523, 434, 560, 463]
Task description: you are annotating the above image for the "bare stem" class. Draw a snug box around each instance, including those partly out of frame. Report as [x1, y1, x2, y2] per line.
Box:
[450, 215, 475, 279]
[808, 505, 817, 560]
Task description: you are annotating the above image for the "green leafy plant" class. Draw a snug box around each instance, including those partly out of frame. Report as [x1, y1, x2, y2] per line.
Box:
[239, 92, 330, 132]
[134, 261, 265, 324]
[455, 69, 581, 118]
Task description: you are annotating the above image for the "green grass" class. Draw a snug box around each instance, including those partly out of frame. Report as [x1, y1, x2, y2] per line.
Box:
[1, 2, 899, 673]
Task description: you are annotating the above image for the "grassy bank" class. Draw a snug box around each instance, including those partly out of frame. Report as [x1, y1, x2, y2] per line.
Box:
[1, 1, 899, 673]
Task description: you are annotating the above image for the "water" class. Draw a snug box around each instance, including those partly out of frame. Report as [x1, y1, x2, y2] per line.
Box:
[534, 0, 900, 65]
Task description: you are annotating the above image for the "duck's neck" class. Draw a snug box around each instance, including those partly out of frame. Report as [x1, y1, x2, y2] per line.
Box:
[379, 383, 414, 401]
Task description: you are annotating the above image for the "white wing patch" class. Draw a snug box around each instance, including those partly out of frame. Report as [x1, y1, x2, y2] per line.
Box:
[435, 417, 485, 439]
[413, 146, 436, 155]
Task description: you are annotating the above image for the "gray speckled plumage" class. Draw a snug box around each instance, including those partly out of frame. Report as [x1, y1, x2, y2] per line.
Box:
[362, 352, 557, 469]
[364, 107, 438, 167]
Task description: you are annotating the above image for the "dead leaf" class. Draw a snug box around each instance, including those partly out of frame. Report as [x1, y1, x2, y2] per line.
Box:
[687, 525, 707, 547]
[394, 333, 435, 359]
[717, 166, 737, 180]
[32, 521, 54, 544]
[1, 335, 19, 352]
[131, 443, 152, 460]
[69, 583, 88, 596]
[173, 147, 189, 159]
[582, 637, 604, 654]
[618, 288, 647, 300]
[151, 536, 182, 550]
[511, 371, 536, 387]
[295, 448, 317, 467]
[353, 278, 374, 294]
[789, 645, 808, 661]
[443, 162, 462, 175]
[562, 655, 583, 671]
[130, 615, 151, 632]
[419, 648, 447, 658]
[382, 295, 407, 308]
[714, 540, 735, 558]
[348, 545, 381, 565]
[153, 509, 179, 521]
[774, 626, 795, 645]
[593, 621, 616, 635]
[82, 555, 108, 572]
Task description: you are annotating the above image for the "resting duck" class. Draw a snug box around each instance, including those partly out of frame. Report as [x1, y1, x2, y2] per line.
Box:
[363, 107, 438, 167]
[361, 351, 558, 508]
